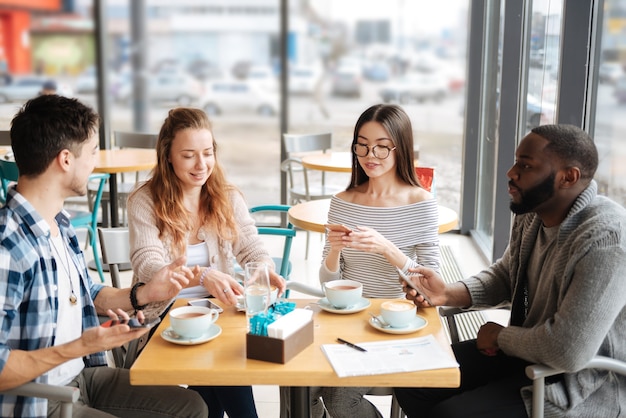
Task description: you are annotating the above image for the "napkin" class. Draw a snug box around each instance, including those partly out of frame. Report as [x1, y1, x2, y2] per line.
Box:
[267, 308, 313, 339]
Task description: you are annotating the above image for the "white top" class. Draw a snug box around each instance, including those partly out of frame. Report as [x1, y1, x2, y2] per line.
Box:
[179, 242, 210, 299]
[320, 196, 441, 298]
[47, 234, 84, 386]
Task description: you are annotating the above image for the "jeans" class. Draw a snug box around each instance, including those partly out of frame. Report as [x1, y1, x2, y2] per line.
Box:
[394, 340, 531, 418]
[47, 367, 207, 418]
[189, 385, 258, 418]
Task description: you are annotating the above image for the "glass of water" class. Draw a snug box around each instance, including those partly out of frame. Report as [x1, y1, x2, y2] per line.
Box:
[244, 262, 271, 332]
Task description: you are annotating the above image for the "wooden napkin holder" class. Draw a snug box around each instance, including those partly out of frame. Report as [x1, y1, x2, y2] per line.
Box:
[246, 319, 314, 364]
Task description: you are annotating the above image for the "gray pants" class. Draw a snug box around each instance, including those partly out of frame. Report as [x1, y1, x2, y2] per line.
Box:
[47, 367, 208, 418]
[280, 386, 382, 418]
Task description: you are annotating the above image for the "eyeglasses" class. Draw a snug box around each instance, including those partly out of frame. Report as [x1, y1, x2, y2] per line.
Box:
[352, 143, 397, 159]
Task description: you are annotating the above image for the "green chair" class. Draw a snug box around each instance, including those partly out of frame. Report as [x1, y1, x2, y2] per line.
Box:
[0, 158, 19, 204]
[67, 173, 109, 283]
[0, 159, 109, 283]
[249, 204, 296, 279]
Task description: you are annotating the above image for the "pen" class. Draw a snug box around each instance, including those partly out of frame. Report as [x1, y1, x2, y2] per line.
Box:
[337, 338, 367, 352]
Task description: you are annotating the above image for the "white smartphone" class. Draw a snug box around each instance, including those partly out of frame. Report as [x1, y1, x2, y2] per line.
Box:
[188, 298, 224, 313]
[396, 267, 434, 306]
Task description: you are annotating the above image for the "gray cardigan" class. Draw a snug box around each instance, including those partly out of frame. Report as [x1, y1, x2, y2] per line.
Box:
[463, 181, 626, 417]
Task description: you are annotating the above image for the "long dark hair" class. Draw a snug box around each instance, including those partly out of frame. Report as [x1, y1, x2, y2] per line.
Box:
[347, 104, 420, 190]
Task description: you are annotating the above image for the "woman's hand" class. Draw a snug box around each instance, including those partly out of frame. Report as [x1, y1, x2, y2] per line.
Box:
[343, 226, 391, 255]
[268, 268, 287, 296]
[194, 266, 243, 306]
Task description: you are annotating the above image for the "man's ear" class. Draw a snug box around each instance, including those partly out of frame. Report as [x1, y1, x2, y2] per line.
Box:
[558, 166, 581, 189]
[56, 149, 73, 172]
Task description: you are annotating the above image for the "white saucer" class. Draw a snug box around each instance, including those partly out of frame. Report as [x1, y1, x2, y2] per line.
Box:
[368, 314, 428, 334]
[317, 297, 371, 314]
[161, 324, 222, 345]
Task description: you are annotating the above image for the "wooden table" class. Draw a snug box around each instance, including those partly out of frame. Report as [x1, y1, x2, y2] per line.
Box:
[93, 148, 156, 226]
[302, 152, 419, 173]
[288, 199, 459, 234]
[130, 299, 459, 415]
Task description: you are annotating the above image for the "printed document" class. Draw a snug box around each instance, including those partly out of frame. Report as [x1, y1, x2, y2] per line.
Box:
[321, 334, 459, 377]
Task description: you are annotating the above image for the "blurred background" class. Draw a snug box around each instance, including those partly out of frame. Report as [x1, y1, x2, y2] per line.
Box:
[0, 0, 623, 262]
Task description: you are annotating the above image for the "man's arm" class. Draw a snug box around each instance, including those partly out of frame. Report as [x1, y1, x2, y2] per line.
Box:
[0, 313, 148, 391]
[93, 256, 192, 316]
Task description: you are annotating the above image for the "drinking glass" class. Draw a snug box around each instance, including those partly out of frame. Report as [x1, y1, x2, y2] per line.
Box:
[244, 262, 271, 332]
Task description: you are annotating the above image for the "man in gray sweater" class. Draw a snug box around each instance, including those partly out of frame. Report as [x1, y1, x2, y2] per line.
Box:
[395, 124, 626, 417]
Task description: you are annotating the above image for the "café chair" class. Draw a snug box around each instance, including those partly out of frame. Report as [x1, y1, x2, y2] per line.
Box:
[249, 204, 295, 279]
[281, 132, 343, 259]
[0, 158, 19, 204]
[0, 129, 11, 145]
[1, 382, 79, 418]
[97, 226, 146, 368]
[525, 356, 626, 418]
[67, 173, 110, 283]
[90, 131, 157, 226]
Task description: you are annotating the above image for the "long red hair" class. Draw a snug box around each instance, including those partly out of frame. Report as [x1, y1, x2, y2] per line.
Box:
[142, 107, 237, 256]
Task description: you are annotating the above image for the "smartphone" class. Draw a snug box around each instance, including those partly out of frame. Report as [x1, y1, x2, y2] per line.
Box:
[324, 224, 352, 233]
[101, 317, 161, 329]
[396, 267, 434, 306]
[188, 298, 224, 313]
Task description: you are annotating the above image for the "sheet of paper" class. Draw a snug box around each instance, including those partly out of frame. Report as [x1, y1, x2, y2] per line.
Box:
[321, 334, 459, 378]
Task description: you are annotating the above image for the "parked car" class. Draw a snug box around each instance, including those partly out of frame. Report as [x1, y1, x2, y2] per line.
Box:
[362, 62, 390, 82]
[613, 75, 626, 104]
[526, 94, 555, 128]
[113, 72, 202, 106]
[289, 65, 322, 95]
[75, 66, 97, 93]
[599, 62, 624, 85]
[0, 76, 72, 102]
[331, 65, 362, 98]
[200, 79, 278, 116]
[378, 72, 448, 104]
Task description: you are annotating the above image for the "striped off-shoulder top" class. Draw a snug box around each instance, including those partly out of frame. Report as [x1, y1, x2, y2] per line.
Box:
[319, 195, 441, 298]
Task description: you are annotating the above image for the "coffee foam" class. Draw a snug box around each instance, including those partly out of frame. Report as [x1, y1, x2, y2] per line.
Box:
[382, 301, 415, 311]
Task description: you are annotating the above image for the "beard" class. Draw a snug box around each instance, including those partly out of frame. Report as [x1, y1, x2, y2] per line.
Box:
[509, 171, 556, 215]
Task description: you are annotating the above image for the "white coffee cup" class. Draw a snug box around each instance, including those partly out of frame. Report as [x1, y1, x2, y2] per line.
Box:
[380, 299, 417, 328]
[323, 280, 363, 309]
[169, 305, 219, 339]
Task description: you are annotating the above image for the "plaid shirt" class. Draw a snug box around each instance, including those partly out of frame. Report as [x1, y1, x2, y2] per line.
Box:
[0, 187, 106, 418]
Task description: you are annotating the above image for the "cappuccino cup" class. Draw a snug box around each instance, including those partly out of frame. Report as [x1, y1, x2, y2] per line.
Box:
[169, 305, 219, 339]
[323, 280, 363, 309]
[380, 300, 417, 328]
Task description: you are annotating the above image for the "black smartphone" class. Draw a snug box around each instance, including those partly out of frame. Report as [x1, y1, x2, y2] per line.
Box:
[101, 317, 161, 329]
[188, 298, 224, 313]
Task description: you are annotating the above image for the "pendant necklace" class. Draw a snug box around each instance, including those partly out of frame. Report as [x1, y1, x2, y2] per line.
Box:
[50, 235, 78, 305]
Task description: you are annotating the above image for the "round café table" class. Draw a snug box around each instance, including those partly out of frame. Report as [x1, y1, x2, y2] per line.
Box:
[301, 150, 420, 173]
[288, 198, 458, 234]
[93, 148, 157, 227]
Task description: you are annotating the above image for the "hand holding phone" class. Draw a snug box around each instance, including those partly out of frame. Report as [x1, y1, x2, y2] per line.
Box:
[101, 317, 161, 329]
[324, 224, 352, 233]
[396, 267, 434, 306]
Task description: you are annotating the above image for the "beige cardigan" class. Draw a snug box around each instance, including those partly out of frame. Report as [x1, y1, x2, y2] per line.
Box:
[127, 183, 273, 317]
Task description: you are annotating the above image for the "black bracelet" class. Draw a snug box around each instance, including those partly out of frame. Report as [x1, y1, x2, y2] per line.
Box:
[130, 282, 147, 312]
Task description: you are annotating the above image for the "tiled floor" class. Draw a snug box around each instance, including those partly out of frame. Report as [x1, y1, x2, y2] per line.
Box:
[85, 228, 491, 418]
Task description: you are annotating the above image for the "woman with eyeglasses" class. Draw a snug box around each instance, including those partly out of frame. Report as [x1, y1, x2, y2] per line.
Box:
[313, 103, 441, 418]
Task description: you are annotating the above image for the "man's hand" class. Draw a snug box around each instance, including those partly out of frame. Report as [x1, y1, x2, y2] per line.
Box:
[402, 265, 447, 307]
[84, 309, 150, 353]
[140, 256, 193, 304]
[477, 321, 504, 356]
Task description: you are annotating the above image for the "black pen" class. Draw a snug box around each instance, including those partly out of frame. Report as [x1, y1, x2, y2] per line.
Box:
[337, 338, 367, 352]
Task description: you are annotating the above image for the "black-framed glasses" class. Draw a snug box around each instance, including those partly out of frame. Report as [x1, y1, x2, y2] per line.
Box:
[352, 143, 397, 159]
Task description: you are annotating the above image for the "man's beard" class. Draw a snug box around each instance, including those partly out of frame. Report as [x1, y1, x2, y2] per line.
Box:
[509, 171, 556, 215]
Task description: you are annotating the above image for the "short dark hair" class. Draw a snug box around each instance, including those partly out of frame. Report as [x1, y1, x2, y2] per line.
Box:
[10, 95, 99, 176]
[531, 124, 598, 181]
